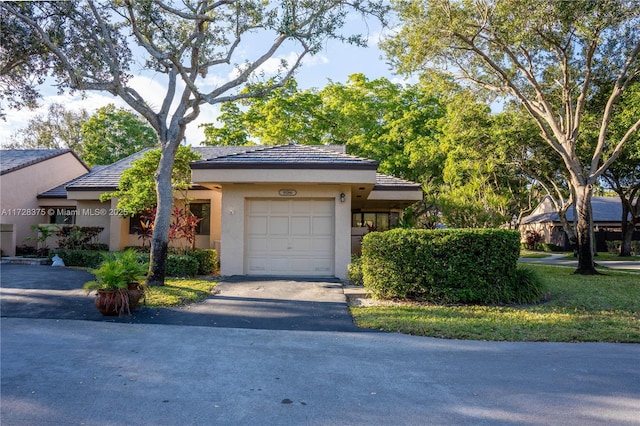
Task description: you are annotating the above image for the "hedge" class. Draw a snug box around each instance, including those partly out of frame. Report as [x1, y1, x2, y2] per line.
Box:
[361, 229, 523, 304]
[53, 248, 218, 277]
[50, 249, 107, 269]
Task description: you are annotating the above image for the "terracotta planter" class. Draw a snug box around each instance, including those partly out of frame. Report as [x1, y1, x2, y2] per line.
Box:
[95, 289, 131, 316]
[127, 283, 144, 310]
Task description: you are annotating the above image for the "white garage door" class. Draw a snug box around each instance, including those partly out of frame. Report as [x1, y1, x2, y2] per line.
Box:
[246, 199, 334, 276]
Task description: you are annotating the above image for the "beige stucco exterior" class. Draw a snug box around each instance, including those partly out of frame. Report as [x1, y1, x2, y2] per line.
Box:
[219, 184, 352, 279]
[1, 152, 88, 255]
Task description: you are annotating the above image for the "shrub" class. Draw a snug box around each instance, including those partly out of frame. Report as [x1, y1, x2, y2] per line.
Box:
[361, 229, 522, 304]
[525, 230, 542, 250]
[190, 249, 218, 275]
[347, 256, 364, 286]
[50, 249, 107, 268]
[166, 254, 199, 277]
[136, 252, 207, 277]
[512, 266, 547, 304]
[56, 226, 104, 250]
[538, 243, 561, 252]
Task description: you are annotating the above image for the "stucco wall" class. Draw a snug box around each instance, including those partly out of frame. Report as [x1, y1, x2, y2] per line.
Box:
[220, 184, 351, 279]
[0, 152, 88, 255]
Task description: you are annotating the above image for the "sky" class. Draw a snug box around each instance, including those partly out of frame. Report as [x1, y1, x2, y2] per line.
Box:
[0, 12, 404, 148]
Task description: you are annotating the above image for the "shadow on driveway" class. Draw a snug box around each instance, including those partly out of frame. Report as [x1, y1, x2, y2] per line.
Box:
[0, 264, 363, 332]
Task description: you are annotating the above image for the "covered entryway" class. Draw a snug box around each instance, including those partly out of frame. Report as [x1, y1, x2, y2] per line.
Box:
[245, 199, 334, 276]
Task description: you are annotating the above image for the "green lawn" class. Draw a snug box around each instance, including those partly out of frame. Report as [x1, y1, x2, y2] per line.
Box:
[144, 278, 217, 307]
[519, 250, 552, 258]
[350, 264, 640, 342]
[560, 253, 640, 261]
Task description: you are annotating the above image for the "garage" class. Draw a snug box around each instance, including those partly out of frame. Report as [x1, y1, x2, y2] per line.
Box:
[245, 199, 334, 276]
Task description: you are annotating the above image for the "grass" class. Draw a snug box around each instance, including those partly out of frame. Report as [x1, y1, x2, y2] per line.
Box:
[519, 250, 552, 258]
[560, 252, 640, 261]
[350, 264, 640, 342]
[144, 278, 217, 307]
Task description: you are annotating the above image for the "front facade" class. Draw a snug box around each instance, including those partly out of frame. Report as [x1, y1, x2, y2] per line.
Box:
[3, 145, 422, 279]
[0, 150, 90, 256]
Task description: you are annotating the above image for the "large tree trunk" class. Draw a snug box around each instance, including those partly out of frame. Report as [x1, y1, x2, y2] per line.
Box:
[147, 142, 179, 286]
[620, 202, 635, 257]
[573, 184, 598, 274]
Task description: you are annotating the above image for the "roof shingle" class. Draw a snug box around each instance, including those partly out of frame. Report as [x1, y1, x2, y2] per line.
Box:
[1, 149, 86, 175]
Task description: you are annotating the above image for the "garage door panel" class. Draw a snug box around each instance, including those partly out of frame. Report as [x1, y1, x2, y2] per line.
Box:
[290, 216, 311, 235]
[270, 200, 290, 213]
[312, 217, 333, 236]
[246, 199, 335, 276]
[313, 200, 334, 214]
[291, 200, 312, 213]
[249, 200, 270, 214]
[269, 216, 289, 234]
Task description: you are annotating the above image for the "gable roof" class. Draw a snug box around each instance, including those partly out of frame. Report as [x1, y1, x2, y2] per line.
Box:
[190, 144, 378, 170]
[1, 149, 89, 175]
[521, 196, 629, 224]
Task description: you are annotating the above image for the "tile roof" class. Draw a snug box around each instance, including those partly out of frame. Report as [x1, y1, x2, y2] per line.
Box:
[42, 145, 405, 196]
[63, 146, 254, 191]
[521, 196, 630, 224]
[374, 173, 422, 190]
[1, 149, 88, 175]
[190, 144, 378, 170]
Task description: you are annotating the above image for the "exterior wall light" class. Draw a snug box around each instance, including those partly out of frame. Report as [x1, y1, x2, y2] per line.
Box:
[339, 193, 346, 203]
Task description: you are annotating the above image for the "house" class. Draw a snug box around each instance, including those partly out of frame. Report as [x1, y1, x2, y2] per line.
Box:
[0, 149, 90, 256]
[5, 145, 422, 279]
[519, 196, 639, 251]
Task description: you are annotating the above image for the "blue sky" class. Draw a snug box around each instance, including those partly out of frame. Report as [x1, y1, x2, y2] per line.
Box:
[1, 15, 403, 147]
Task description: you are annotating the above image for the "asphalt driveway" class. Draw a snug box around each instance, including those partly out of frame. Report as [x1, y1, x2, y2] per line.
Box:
[0, 264, 361, 332]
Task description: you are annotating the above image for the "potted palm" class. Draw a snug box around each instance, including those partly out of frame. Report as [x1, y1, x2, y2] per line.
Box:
[83, 250, 148, 316]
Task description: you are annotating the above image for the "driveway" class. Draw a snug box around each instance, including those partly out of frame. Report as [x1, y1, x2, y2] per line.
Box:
[0, 264, 361, 332]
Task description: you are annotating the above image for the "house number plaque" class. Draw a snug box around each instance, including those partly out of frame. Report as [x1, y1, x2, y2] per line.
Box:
[279, 189, 297, 196]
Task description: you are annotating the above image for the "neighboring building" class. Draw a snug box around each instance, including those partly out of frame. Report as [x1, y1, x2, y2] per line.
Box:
[519, 196, 639, 251]
[0, 149, 90, 256]
[4, 145, 422, 279]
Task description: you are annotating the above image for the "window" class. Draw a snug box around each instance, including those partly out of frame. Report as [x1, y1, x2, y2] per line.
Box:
[49, 208, 76, 225]
[190, 203, 210, 235]
[351, 212, 399, 231]
[129, 213, 151, 235]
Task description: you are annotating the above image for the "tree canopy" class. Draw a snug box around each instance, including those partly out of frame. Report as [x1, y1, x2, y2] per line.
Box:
[383, 0, 640, 273]
[82, 104, 158, 167]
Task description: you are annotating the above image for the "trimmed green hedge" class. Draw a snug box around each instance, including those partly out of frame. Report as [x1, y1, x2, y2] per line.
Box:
[53, 248, 218, 277]
[361, 229, 525, 304]
[190, 249, 219, 275]
[50, 249, 107, 268]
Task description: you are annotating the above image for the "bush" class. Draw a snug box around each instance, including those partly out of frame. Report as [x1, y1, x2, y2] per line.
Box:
[361, 229, 522, 304]
[538, 243, 561, 252]
[135, 251, 210, 277]
[347, 256, 364, 286]
[190, 249, 218, 275]
[50, 249, 107, 268]
[512, 266, 547, 304]
[166, 254, 199, 277]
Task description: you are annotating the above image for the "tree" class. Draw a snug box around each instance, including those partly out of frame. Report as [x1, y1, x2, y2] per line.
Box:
[594, 83, 640, 256]
[102, 146, 202, 216]
[5, 103, 88, 156]
[2, 0, 387, 285]
[384, 0, 640, 274]
[82, 104, 158, 167]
